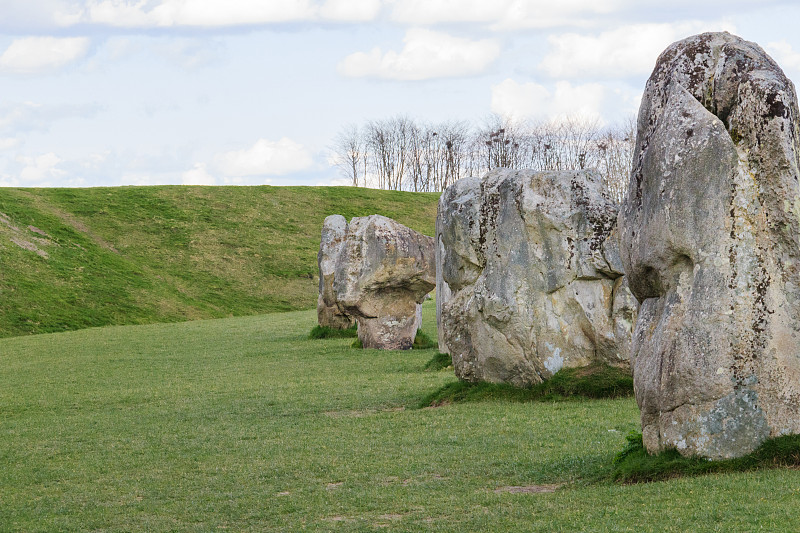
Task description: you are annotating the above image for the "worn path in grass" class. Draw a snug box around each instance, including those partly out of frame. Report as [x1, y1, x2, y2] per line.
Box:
[2, 302, 800, 531]
[0, 185, 438, 338]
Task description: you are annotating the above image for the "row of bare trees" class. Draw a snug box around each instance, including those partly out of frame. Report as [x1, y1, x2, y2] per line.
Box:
[331, 114, 635, 204]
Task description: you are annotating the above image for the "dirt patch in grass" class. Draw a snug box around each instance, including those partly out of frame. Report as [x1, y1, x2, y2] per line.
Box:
[17, 191, 119, 253]
[494, 484, 564, 494]
[10, 237, 48, 258]
[324, 406, 406, 418]
[325, 516, 352, 523]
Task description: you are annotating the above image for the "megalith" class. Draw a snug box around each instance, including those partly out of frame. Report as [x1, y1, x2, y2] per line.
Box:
[619, 32, 800, 459]
[334, 215, 436, 349]
[317, 214, 355, 329]
[437, 169, 636, 388]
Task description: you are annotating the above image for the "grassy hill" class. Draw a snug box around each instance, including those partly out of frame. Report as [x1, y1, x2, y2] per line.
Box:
[0, 186, 439, 338]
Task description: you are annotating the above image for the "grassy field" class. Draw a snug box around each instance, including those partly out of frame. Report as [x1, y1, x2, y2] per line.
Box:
[0, 186, 439, 338]
[3, 301, 800, 531]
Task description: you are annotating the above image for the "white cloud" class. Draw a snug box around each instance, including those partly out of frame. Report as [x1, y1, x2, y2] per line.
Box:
[316, 176, 352, 186]
[491, 79, 607, 123]
[16, 152, 66, 185]
[3, 0, 383, 29]
[0, 1, 85, 31]
[157, 38, 223, 69]
[213, 138, 314, 177]
[0, 0, 784, 32]
[0, 37, 90, 75]
[766, 40, 800, 74]
[539, 21, 736, 79]
[0, 101, 101, 134]
[319, 0, 381, 21]
[390, 0, 622, 29]
[0, 175, 19, 187]
[118, 172, 178, 186]
[0, 138, 20, 150]
[338, 28, 500, 80]
[182, 162, 217, 185]
[84, 0, 317, 27]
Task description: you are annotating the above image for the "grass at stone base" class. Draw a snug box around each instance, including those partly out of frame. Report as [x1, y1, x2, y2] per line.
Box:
[349, 329, 437, 350]
[412, 330, 437, 349]
[418, 361, 634, 408]
[424, 351, 453, 371]
[3, 300, 800, 531]
[612, 431, 800, 484]
[308, 324, 358, 339]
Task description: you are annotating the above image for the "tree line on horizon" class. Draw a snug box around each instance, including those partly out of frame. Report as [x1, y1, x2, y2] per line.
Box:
[331, 114, 635, 204]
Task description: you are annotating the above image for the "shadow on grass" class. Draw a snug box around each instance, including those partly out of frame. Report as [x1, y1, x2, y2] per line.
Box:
[424, 352, 452, 371]
[611, 431, 800, 483]
[417, 362, 633, 408]
[308, 324, 357, 340]
[413, 331, 437, 350]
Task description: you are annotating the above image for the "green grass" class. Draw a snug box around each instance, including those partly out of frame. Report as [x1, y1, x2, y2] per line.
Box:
[4, 300, 800, 531]
[308, 324, 358, 339]
[424, 352, 453, 371]
[413, 330, 437, 349]
[0, 186, 439, 338]
[611, 431, 800, 484]
[418, 362, 634, 408]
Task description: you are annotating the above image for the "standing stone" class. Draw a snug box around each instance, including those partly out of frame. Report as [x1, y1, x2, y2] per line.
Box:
[619, 32, 800, 459]
[435, 211, 453, 355]
[317, 214, 355, 329]
[334, 215, 435, 349]
[438, 169, 635, 388]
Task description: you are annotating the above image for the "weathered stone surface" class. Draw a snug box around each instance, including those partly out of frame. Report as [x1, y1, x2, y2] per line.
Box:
[435, 231, 452, 356]
[317, 214, 355, 329]
[437, 169, 635, 388]
[334, 215, 435, 349]
[619, 32, 800, 459]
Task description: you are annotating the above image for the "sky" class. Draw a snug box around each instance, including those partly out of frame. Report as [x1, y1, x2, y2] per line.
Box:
[2, 0, 800, 188]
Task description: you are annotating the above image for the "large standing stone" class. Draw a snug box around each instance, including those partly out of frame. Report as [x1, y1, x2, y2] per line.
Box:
[317, 214, 355, 329]
[334, 215, 435, 349]
[619, 32, 800, 459]
[438, 169, 636, 388]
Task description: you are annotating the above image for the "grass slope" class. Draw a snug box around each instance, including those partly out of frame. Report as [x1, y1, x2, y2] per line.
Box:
[0, 186, 438, 338]
[3, 301, 800, 531]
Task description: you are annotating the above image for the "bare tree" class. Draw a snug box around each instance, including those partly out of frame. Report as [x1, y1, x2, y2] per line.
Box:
[595, 117, 635, 204]
[332, 123, 365, 186]
[332, 113, 634, 200]
[556, 116, 601, 171]
[471, 114, 526, 173]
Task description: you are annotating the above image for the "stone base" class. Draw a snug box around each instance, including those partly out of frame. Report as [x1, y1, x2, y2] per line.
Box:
[357, 309, 421, 350]
[317, 294, 354, 329]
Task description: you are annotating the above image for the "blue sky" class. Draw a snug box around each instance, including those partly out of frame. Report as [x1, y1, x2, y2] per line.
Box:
[2, 0, 800, 187]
